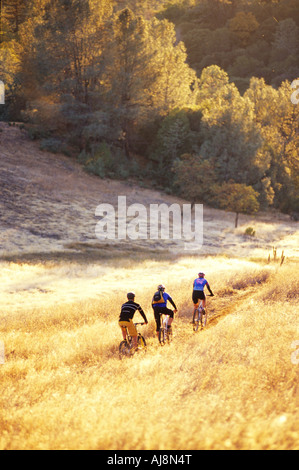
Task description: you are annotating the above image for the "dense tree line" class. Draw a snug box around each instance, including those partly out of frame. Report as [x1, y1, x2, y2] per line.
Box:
[0, 0, 298, 216]
[161, 0, 299, 92]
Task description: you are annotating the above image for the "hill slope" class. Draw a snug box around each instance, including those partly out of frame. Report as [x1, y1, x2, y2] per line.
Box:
[0, 122, 298, 261]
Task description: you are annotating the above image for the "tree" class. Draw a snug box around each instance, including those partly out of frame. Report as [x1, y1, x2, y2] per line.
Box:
[212, 182, 260, 228]
[146, 17, 198, 115]
[106, 8, 198, 157]
[245, 77, 299, 212]
[149, 109, 191, 167]
[0, 36, 22, 119]
[0, 0, 27, 37]
[197, 66, 270, 190]
[105, 8, 152, 157]
[197, 65, 230, 106]
[22, 0, 114, 147]
[34, 0, 113, 103]
[274, 80, 299, 212]
[228, 11, 259, 47]
[172, 153, 217, 205]
[228, 55, 263, 79]
[272, 18, 299, 61]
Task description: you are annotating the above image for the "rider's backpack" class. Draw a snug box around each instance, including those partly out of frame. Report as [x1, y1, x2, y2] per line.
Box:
[152, 290, 164, 304]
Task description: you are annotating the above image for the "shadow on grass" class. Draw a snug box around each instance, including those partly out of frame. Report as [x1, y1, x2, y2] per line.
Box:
[0, 242, 189, 266]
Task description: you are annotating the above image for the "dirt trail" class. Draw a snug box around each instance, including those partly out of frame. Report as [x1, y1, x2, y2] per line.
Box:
[207, 288, 256, 328]
[176, 272, 271, 341]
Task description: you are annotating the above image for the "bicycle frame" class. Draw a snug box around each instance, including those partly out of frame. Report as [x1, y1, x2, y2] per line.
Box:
[159, 313, 172, 345]
[193, 301, 206, 331]
[119, 323, 146, 358]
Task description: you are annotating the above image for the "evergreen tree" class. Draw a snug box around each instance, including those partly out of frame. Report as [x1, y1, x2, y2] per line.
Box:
[149, 108, 191, 173]
[272, 18, 299, 60]
[197, 66, 270, 191]
[0, 0, 27, 37]
[172, 153, 217, 205]
[105, 8, 152, 157]
[228, 11, 259, 47]
[245, 77, 299, 212]
[106, 8, 197, 157]
[0, 38, 21, 119]
[146, 18, 198, 115]
[24, 0, 114, 147]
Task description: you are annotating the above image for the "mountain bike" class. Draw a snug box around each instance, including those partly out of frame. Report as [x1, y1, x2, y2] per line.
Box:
[192, 301, 207, 332]
[119, 323, 147, 359]
[159, 313, 173, 345]
[192, 294, 214, 332]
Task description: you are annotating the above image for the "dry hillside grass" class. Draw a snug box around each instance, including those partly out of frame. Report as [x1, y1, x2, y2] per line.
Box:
[0, 122, 298, 260]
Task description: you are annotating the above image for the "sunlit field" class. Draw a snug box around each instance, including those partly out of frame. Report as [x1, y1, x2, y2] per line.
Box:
[0, 254, 298, 450]
[1, 0, 298, 452]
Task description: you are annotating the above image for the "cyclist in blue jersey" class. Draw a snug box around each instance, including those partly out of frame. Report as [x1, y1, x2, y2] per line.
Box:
[152, 284, 177, 341]
[192, 272, 214, 321]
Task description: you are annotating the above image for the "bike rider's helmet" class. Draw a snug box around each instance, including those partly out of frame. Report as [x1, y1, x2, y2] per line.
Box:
[198, 272, 205, 278]
[157, 284, 166, 291]
[127, 292, 135, 300]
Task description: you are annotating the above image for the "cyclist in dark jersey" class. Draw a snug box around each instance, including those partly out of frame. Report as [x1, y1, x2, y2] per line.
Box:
[152, 284, 177, 341]
[119, 292, 148, 351]
[192, 272, 214, 320]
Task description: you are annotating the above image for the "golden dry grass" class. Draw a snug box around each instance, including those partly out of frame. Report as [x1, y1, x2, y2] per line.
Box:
[0, 256, 298, 450]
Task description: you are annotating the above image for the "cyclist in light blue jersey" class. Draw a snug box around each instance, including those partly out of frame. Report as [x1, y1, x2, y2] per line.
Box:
[192, 272, 214, 319]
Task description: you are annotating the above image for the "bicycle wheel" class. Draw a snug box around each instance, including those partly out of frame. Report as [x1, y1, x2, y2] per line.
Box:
[193, 308, 200, 332]
[199, 309, 207, 329]
[119, 340, 131, 359]
[137, 334, 147, 351]
[167, 326, 173, 343]
[159, 327, 167, 345]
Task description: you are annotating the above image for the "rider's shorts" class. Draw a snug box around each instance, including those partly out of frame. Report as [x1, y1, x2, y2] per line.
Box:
[119, 319, 137, 337]
[192, 290, 205, 306]
[153, 306, 174, 331]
